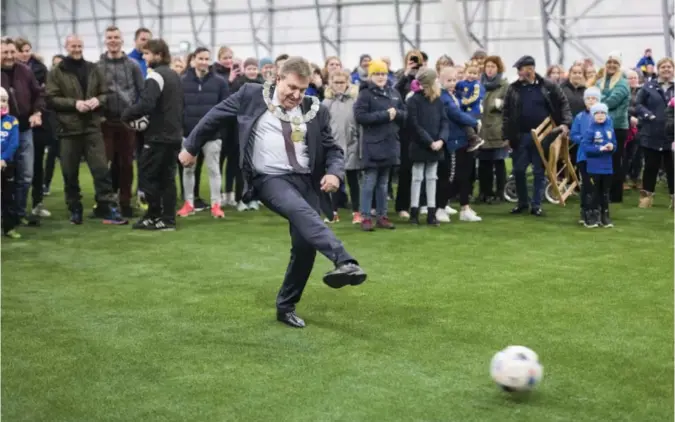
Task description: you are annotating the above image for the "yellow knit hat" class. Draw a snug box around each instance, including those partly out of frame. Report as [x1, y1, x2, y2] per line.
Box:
[368, 59, 388, 76]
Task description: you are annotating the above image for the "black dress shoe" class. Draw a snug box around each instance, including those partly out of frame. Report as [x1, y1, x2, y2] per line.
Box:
[277, 311, 305, 328]
[323, 262, 367, 289]
[510, 205, 529, 214]
[530, 208, 544, 217]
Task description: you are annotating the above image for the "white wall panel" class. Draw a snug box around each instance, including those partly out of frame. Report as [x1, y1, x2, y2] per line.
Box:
[2, 0, 670, 80]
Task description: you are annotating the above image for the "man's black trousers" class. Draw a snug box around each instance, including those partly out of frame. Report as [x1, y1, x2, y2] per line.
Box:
[139, 142, 180, 219]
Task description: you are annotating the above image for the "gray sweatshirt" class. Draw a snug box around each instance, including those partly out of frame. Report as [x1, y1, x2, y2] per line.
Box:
[98, 53, 144, 120]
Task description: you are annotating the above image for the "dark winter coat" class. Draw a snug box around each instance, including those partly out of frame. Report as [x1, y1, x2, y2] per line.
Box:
[45, 57, 107, 136]
[353, 81, 407, 168]
[97, 53, 144, 121]
[0, 62, 44, 131]
[181, 67, 229, 137]
[405, 92, 449, 162]
[230, 74, 263, 93]
[635, 79, 674, 151]
[560, 80, 586, 117]
[502, 73, 572, 150]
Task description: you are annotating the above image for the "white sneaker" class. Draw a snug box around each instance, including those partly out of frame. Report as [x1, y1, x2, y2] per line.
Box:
[398, 210, 410, 220]
[445, 205, 458, 215]
[460, 209, 482, 222]
[236, 201, 249, 212]
[248, 200, 260, 211]
[435, 208, 450, 223]
[420, 206, 428, 215]
[32, 203, 51, 217]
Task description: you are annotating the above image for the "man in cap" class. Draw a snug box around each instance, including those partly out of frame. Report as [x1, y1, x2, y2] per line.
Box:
[502, 55, 572, 216]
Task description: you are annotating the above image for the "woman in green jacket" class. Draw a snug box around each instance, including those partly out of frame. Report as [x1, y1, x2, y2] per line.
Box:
[596, 51, 631, 202]
[477, 55, 509, 203]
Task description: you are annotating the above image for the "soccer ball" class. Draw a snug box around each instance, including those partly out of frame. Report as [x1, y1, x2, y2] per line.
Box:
[490, 345, 543, 392]
[128, 116, 149, 132]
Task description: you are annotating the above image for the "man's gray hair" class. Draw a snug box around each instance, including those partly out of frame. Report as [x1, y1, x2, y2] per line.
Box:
[279, 56, 312, 79]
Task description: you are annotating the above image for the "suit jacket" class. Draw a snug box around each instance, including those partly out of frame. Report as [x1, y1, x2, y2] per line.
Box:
[184, 83, 345, 201]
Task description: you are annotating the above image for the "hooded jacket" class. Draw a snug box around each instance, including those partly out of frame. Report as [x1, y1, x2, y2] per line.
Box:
[322, 85, 360, 170]
[98, 53, 144, 121]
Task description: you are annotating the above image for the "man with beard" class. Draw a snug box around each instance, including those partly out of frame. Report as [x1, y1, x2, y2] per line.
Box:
[502, 55, 572, 217]
[46, 34, 126, 225]
[179, 56, 367, 328]
[98, 25, 144, 218]
[122, 38, 183, 231]
[0, 37, 44, 225]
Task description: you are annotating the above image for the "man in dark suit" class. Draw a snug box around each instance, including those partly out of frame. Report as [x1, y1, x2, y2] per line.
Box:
[180, 56, 367, 328]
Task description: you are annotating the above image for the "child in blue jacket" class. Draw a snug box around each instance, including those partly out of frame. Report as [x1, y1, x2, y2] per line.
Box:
[455, 61, 485, 151]
[570, 87, 608, 225]
[580, 103, 616, 228]
[0, 87, 21, 238]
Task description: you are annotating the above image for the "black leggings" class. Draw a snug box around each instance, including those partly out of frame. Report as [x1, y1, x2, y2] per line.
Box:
[590, 173, 611, 210]
[578, 161, 592, 210]
[610, 128, 627, 202]
[333, 170, 360, 212]
[448, 147, 473, 206]
[478, 159, 506, 198]
[642, 147, 674, 194]
[436, 150, 450, 209]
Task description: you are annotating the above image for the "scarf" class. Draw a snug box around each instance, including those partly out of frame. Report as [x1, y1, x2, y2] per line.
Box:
[481, 73, 503, 91]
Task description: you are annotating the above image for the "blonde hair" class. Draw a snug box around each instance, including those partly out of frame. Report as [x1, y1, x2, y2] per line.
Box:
[657, 57, 674, 70]
[328, 69, 350, 81]
[217, 46, 233, 60]
[439, 66, 457, 80]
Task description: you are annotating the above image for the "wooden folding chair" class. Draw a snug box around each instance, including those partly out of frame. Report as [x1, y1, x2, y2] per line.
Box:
[530, 117, 579, 206]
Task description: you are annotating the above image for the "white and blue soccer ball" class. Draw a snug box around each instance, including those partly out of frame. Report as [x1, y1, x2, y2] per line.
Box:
[490, 345, 543, 392]
[128, 116, 149, 132]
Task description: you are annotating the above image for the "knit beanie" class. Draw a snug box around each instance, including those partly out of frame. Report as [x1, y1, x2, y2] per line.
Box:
[607, 51, 622, 65]
[259, 57, 273, 68]
[590, 103, 608, 115]
[367, 59, 388, 76]
[416, 68, 438, 88]
[0, 87, 7, 115]
[584, 87, 601, 100]
[243, 57, 258, 69]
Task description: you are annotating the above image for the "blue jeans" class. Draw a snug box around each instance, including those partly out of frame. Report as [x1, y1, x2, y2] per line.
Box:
[513, 133, 545, 208]
[360, 166, 390, 217]
[14, 130, 34, 217]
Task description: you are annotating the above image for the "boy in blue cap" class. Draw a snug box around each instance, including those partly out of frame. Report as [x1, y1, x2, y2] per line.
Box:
[581, 102, 616, 228]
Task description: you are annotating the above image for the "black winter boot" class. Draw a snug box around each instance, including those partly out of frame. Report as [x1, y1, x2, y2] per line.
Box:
[584, 209, 599, 228]
[410, 207, 420, 225]
[600, 208, 613, 228]
[427, 207, 440, 226]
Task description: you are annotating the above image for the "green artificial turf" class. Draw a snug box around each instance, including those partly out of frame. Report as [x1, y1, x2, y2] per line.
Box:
[2, 165, 673, 422]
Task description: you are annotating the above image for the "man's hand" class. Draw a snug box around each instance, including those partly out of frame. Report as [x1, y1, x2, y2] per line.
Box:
[320, 174, 340, 192]
[28, 112, 42, 127]
[431, 140, 444, 151]
[178, 148, 197, 168]
[387, 107, 396, 121]
[85, 98, 100, 110]
[75, 100, 90, 113]
[0, 159, 6, 170]
[559, 124, 569, 135]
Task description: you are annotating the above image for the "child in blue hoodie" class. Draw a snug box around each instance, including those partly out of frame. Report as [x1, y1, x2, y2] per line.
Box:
[581, 103, 616, 228]
[570, 86, 605, 225]
[0, 87, 21, 238]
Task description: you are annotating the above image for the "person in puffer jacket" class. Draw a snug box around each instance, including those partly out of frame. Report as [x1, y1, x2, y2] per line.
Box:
[98, 26, 145, 217]
[177, 47, 229, 219]
[322, 70, 361, 224]
[581, 103, 616, 228]
[353, 59, 406, 231]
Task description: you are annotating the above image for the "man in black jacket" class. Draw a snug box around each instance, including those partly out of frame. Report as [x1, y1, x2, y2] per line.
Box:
[179, 57, 366, 328]
[502, 55, 572, 216]
[122, 38, 183, 231]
